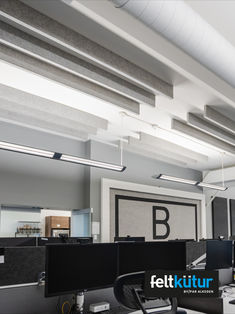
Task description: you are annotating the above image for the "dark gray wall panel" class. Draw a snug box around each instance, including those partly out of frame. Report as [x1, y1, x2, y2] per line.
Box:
[230, 199, 235, 236]
[212, 197, 228, 239]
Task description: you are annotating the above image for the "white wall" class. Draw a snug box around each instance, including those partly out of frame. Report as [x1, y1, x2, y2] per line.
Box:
[0, 207, 41, 237]
[0, 169, 85, 210]
[0, 122, 88, 210]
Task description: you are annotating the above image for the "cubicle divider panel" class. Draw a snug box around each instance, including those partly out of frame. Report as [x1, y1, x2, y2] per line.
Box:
[110, 189, 201, 241]
[186, 241, 206, 266]
[212, 197, 228, 239]
[0, 237, 36, 247]
[0, 247, 45, 286]
[230, 199, 235, 236]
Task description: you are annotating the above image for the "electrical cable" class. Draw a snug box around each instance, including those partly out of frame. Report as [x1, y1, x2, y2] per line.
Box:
[222, 286, 235, 299]
[56, 296, 61, 314]
[61, 301, 71, 314]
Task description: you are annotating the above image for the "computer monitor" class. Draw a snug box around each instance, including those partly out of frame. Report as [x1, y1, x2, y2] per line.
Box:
[168, 239, 194, 242]
[118, 241, 186, 275]
[38, 237, 93, 246]
[45, 243, 118, 297]
[38, 237, 64, 246]
[206, 240, 233, 270]
[68, 237, 93, 244]
[114, 236, 145, 242]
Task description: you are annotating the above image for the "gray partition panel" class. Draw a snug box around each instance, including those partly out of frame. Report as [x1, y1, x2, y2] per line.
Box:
[0, 237, 36, 247]
[212, 197, 228, 239]
[186, 241, 206, 266]
[0, 247, 45, 286]
[230, 199, 235, 236]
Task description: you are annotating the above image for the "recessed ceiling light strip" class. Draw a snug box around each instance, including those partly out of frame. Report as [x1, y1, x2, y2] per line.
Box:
[0, 140, 126, 172]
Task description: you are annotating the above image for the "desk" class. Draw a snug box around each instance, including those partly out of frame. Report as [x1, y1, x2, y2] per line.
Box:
[222, 285, 235, 314]
[131, 309, 203, 314]
[178, 285, 235, 314]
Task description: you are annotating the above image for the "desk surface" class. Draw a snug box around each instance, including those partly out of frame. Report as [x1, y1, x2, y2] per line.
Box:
[222, 285, 235, 314]
[131, 309, 203, 314]
[178, 285, 235, 314]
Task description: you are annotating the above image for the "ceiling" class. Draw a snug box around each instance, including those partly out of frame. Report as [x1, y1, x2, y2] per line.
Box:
[187, 0, 235, 50]
[1, 0, 235, 175]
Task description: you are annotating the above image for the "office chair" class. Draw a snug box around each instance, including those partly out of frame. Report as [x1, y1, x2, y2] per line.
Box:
[114, 272, 187, 314]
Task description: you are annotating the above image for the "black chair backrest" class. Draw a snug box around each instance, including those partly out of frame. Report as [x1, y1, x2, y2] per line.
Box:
[114, 272, 178, 314]
[114, 271, 145, 310]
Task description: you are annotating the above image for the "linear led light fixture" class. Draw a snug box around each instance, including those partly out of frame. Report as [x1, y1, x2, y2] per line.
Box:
[0, 141, 54, 158]
[197, 182, 227, 191]
[155, 174, 198, 186]
[60, 154, 126, 172]
[155, 174, 228, 191]
[0, 140, 126, 172]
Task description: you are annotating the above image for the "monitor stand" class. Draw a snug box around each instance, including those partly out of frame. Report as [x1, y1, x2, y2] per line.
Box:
[70, 292, 84, 314]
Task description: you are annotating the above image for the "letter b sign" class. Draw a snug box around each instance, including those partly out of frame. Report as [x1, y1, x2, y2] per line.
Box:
[153, 206, 170, 239]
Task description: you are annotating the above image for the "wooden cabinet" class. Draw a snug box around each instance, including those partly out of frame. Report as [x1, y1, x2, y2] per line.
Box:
[45, 216, 70, 237]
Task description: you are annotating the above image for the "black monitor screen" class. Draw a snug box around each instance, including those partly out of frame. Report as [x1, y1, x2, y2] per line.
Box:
[38, 237, 93, 246]
[118, 241, 186, 275]
[114, 237, 145, 242]
[206, 240, 232, 270]
[45, 243, 117, 297]
[38, 237, 64, 246]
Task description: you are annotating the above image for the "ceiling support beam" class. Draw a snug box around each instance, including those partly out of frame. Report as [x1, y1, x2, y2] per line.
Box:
[172, 119, 235, 155]
[0, 84, 108, 131]
[0, 107, 89, 141]
[0, 44, 140, 114]
[139, 132, 208, 162]
[0, 99, 97, 136]
[0, 0, 173, 98]
[128, 137, 197, 165]
[0, 21, 154, 107]
[123, 140, 187, 167]
[188, 113, 235, 145]
[204, 105, 235, 134]
[203, 166, 235, 184]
